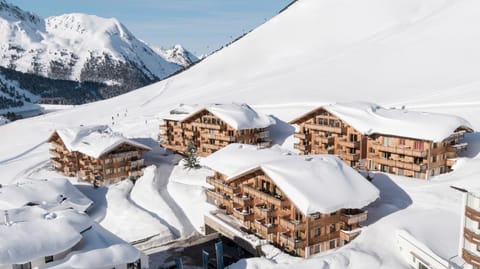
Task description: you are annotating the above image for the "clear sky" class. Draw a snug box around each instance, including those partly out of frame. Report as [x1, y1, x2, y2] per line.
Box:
[7, 0, 293, 56]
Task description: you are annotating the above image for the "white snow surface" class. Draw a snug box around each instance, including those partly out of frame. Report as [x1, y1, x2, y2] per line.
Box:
[53, 125, 151, 159]
[163, 103, 275, 130]
[0, 207, 91, 265]
[152, 44, 199, 68]
[0, 178, 93, 212]
[1, 0, 480, 268]
[39, 223, 141, 269]
[319, 102, 473, 142]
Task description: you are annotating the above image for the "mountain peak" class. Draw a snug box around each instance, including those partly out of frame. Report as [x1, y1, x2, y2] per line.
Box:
[0, 0, 42, 25]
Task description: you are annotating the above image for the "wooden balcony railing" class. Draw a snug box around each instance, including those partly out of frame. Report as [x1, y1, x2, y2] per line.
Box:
[278, 232, 306, 250]
[371, 143, 427, 157]
[253, 219, 276, 237]
[294, 132, 306, 140]
[316, 136, 334, 144]
[341, 210, 368, 225]
[49, 149, 63, 158]
[243, 185, 289, 208]
[206, 177, 240, 195]
[232, 208, 255, 222]
[279, 217, 305, 231]
[304, 123, 346, 134]
[232, 194, 253, 207]
[206, 190, 232, 207]
[463, 249, 480, 267]
[338, 139, 360, 149]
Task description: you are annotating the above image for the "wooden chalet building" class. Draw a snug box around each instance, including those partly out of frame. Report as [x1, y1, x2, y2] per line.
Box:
[290, 102, 473, 179]
[202, 144, 379, 257]
[159, 103, 274, 157]
[48, 125, 150, 185]
[460, 190, 480, 269]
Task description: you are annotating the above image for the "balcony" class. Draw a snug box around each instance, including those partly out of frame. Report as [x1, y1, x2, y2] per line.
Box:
[304, 123, 346, 134]
[232, 194, 253, 207]
[255, 131, 270, 139]
[50, 158, 63, 168]
[341, 210, 368, 225]
[206, 176, 240, 195]
[253, 204, 274, 219]
[257, 141, 272, 149]
[294, 133, 306, 140]
[278, 232, 306, 250]
[128, 170, 143, 178]
[294, 143, 308, 152]
[338, 151, 360, 161]
[49, 149, 63, 158]
[50, 141, 65, 150]
[279, 217, 305, 231]
[338, 139, 360, 149]
[242, 185, 289, 208]
[412, 163, 427, 172]
[130, 159, 145, 168]
[371, 143, 427, 157]
[463, 249, 480, 267]
[203, 133, 236, 142]
[191, 122, 222, 130]
[340, 229, 362, 242]
[206, 190, 232, 207]
[316, 136, 334, 144]
[232, 207, 254, 222]
[446, 158, 456, 167]
[253, 219, 276, 237]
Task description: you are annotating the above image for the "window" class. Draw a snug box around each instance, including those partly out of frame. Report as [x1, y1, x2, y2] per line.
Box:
[398, 168, 404, 176]
[381, 165, 389, 172]
[329, 240, 336, 249]
[314, 244, 320, 253]
[45, 256, 54, 263]
[314, 227, 320, 236]
[13, 263, 31, 269]
[127, 259, 141, 269]
[329, 224, 336, 233]
[399, 138, 406, 146]
[414, 141, 424, 150]
[383, 137, 392, 147]
[349, 134, 357, 142]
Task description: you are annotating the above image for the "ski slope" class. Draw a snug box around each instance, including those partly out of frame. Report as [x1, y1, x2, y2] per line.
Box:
[1, 0, 480, 268]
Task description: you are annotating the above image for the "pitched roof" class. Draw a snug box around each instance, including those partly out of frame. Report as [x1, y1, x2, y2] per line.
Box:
[50, 125, 151, 159]
[203, 144, 379, 215]
[161, 103, 275, 130]
[291, 102, 473, 142]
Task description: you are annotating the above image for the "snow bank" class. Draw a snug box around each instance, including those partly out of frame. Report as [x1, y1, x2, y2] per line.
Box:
[0, 178, 93, 212]
[100, 179, 174, 243]
[53, 125, 151, 158]
[0, 116, 9, 126]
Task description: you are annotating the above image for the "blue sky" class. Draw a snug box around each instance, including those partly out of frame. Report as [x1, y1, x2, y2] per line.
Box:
[7, 0, 292, 56]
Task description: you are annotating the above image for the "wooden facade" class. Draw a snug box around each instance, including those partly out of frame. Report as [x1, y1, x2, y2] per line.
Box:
[159, 109, 271, 157]
[291, 107, 470, 179]
[48, 132, 147, 185]
[206, 169, 367, 257]
[462, 192, 480, 269]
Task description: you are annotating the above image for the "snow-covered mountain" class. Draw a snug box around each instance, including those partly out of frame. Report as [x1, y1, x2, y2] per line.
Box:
[1, 0, 480, 268]
[152, 45, 200, 68]
[0, 0, 197, 111]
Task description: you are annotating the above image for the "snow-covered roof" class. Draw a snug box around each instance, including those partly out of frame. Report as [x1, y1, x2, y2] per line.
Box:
[50, 125, 151, 159]
[201, 143, 293, 177]
[203, 144, 379, 215]
[37, 223, 142, 269]
[0, 207, 92, 265]
[291, 102, 473, 142]
[161, 103, 275, 130]
[0, 179, 93, 212]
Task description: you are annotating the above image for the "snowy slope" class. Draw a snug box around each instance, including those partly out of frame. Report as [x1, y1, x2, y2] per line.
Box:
[0, 0, 480, 268]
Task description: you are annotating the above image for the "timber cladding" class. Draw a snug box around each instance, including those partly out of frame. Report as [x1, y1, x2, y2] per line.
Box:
[159, 109, 271, 157]
[291, 107, 469, 180]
